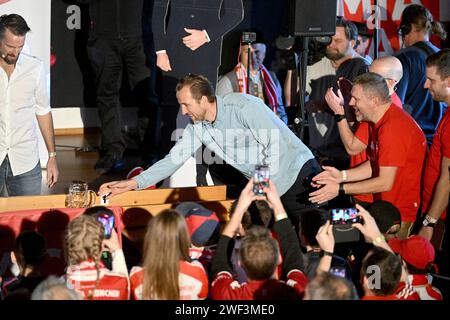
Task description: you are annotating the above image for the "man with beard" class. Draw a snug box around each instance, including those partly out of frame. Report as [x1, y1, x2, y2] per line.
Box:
[419, 49, 450, 252]
[0, 14, 59, 196]
[309, 73, 427, 239]
[305, 17, 369, 169]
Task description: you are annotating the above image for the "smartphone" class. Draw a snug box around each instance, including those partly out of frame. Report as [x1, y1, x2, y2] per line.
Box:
[330, 208, 361, 225]
[253, 165, 270, 196]
[97, 213, 115, 239]
[337, 78, 353, 105]
[330, 266, 347, 278]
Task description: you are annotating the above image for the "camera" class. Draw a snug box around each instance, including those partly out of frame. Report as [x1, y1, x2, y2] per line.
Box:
[330, 208, 361, 225]
[275, 35, 331, 69]
[97, 213, 115, 239]
[253, 165, 270, 196]
[242, 32, 257, 44]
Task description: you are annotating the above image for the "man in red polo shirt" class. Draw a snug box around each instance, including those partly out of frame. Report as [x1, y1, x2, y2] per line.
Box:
[419, 49, 450, 249]
[310, 72, 427, 239]
[325, 56, 404, 203]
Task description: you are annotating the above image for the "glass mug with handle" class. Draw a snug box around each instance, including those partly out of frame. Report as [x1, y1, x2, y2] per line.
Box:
[67, 180, 96, 208]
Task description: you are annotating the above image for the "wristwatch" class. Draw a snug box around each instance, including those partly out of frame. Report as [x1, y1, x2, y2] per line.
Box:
[335, 114, 346, 122]
[422, 215, 437, 228]
[338, 183, 346, 196]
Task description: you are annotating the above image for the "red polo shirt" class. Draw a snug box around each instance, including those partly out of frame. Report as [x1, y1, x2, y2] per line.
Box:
[351, 92, 403, 203]
[366, 104, 427, 222]
[422, 109, 450, 220]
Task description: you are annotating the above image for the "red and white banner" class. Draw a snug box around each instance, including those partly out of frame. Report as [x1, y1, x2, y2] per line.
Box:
[338, 0, 442, 56]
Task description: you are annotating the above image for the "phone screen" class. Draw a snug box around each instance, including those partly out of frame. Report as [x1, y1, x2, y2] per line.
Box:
[330, 266, 347, 278]
[330, 208, 360, 225]
[97, 213, 115, 239]
[253, 165, 270, 196]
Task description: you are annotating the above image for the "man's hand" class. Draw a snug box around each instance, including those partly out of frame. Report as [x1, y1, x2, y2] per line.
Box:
[262, 180, 285, 214]
[46, 157, 59, 188]
[352, 204, 383, 244]
[418, 226, 433, 241]
[223, 179, 261, 238]
[98, 179, 138, 199]
[308, 180, 339, 204]
[325, 87, 345, 115]
[156, 52, 172, 71]
[316, 220, 335, 253]
[312, 166, 342, 185]
[103, 229, 121, 252]
[182, 28, 208, 51]
[235, 179, 262, 213]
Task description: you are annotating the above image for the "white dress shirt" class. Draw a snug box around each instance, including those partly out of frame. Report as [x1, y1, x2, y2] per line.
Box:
[0, 53, 51, 176]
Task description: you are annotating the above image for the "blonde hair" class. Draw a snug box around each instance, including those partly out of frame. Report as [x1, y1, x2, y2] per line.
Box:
[64, 215, 104, 299]
[141, 209, 190, 300]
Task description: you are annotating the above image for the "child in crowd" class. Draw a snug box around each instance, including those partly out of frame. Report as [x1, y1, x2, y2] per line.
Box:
[211, 179, 308, 300]
[64, 215, 129, 300]
[129, 209, 208, 300]
[176, 202, 220, 276]
[389, 235, 443, 300]
[1, 231, 46, 300]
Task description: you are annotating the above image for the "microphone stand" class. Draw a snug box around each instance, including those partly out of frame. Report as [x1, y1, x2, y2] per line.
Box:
[293, 36, 309, 141]
[246, 43, 251, 93]
[373, 0, 379, 59]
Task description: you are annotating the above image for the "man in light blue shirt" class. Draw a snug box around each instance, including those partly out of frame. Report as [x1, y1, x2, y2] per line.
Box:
[99, 74, 321, 219]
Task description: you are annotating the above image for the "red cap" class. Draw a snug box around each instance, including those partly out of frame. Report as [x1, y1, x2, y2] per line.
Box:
[388, 235, 435, 270]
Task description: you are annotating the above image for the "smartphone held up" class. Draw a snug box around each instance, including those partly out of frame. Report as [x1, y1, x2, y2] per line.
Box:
[253, 165, 270, 196]
[97, 213, 115, 239]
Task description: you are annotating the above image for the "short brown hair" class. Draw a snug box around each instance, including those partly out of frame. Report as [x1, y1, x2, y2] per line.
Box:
[0, 14, 30, 39]
[426, 49, 450, 79]
[176, 74, 215, 103]
[239, 226, 279, 280]
[353, 72, 391, 104]
[361, 247, 402, 296]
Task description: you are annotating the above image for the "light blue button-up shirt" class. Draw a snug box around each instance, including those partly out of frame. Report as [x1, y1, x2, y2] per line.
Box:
[134, 93, 314, 195]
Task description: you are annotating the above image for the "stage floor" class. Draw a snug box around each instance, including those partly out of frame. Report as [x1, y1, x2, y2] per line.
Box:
[40, 133, 143, 196]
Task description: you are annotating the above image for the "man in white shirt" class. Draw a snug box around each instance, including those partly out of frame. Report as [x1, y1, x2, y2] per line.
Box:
[0, 14, 58, 196]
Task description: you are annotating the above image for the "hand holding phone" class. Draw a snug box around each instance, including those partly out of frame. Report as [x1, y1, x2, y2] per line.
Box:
[97, 213, 115, 239]
[330, 208, 361, 225]
[337, 78, 356, 123]
[252, 165, 270, 196]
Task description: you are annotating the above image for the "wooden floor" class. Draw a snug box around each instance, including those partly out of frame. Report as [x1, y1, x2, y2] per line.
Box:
[40, 133, 143, 195]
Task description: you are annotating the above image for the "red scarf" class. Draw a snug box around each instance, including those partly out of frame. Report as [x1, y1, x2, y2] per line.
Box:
[235, 63, 279, 115]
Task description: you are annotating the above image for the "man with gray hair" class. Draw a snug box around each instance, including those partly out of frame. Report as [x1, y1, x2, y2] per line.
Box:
[310, 72, 427, 239]
[325, 56, 404, 203]
[31, 276, 80, 300]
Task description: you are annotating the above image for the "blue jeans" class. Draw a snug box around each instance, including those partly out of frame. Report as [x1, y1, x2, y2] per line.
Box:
[0, 156, 42, 197]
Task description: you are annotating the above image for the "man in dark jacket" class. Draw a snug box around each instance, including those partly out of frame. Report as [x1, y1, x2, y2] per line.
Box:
[394, 4, 447, 144]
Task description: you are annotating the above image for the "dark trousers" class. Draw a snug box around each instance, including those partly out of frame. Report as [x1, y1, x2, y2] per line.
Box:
[87, 37, 151, 157]
[280, 158, 324, 222]
[140, 35, 161, 163]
